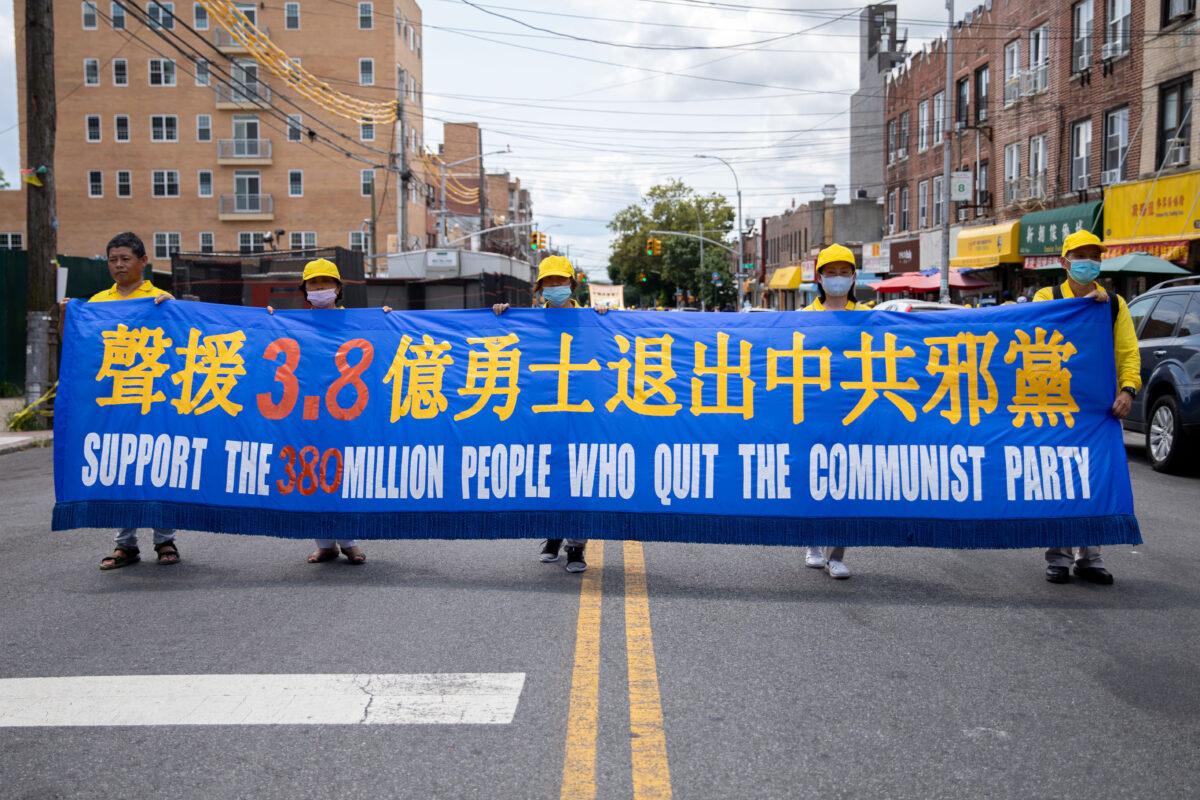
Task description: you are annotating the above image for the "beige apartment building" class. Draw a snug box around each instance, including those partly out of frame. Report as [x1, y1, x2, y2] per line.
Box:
[1, 0, 430, 268]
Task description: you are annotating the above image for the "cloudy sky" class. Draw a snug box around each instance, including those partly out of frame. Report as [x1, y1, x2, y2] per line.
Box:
[0, 0, 954, 276]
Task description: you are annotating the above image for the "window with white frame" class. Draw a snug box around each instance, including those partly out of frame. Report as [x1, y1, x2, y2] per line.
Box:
[1072, 1, 1093, 71]
[149, 59, 176, 86]
[359, 58, 374, 86]
[918, 99, 929, 151]
[1004, 142, 1020, 202]
[148, 2, 175, 29]
[199, 232, 215, 253]
[285, 2, 300, 28]
[86, 115, 102, 142]
[110, 2, 126, 28]
[195, 59, 210, 86]
[151, 115, 178, 142]
[887, 189, 896, 234]
[152, 170, 180, 197]
[153, 232, 181, 260]
[900, 185, 910, 231]
[898, 111, 910, 156]
[194, 2, 208, 29]
[358, 2, 373, 29]
[82, 2, 98, 28]
[1107, 0, 1130, 55]
[887, 118, 897, 164]
[933, 177, 944, 226]
[289, 169, 303, 197]
[114, 114, 129, 141]
[198, 170, 213, 197]
[112, 59, 128, 86]
[84, 58, 100, 86]
[1029, 135, 1047, 197]
[1029, 25, 1049, 92]
[88, 170, 103, 198]
[977, 159, 989, 211]
[1104, 106, 1129, 176]
[117, 170, 132, 197]
[361, 169, 375, 196]
[239, 232, 266, 254]
[287, 114, 302, 142]
[1071, 119, 1092, 188]
[1004, 40, 1021, 105]
[349, 231, 368, 252]
[196, 114, 211, 142]
[0, 233, 24, 250]
[933, 91, 945, 144]
[361, 119, 375, 141]
[918, 180, 929, 228]
[290, 231, 317, 250]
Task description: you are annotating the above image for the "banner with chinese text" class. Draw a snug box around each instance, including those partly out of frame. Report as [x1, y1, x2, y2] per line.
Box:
[53, 300, 1140, 548]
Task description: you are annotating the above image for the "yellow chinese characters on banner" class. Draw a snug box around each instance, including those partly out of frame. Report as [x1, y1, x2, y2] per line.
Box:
[1103, 170, 1200, 244]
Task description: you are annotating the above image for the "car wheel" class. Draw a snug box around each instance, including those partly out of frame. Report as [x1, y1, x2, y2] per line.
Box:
[1146, 395, 1187, 473]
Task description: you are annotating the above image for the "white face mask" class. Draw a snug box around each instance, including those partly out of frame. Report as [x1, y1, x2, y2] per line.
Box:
[307, 288, 338, 308]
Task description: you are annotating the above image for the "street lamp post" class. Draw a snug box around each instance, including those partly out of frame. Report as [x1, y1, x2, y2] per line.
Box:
[438, 147, 510, 246]
[695, 154, 744, 311]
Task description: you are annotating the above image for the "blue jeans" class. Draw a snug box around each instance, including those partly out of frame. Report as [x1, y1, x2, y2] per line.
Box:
[115, 528, 175, 549]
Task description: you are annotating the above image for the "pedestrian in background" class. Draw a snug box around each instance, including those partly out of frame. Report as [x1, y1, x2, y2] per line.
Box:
[801, 243, 867, 580]
[1033, 230, 1140, 585]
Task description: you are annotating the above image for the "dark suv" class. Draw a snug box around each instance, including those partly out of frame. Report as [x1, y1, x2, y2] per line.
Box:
[1124, 277, 1200, 473]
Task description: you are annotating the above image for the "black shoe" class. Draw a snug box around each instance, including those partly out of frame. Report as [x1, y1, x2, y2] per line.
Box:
[540, 539, 562, 563]
[564, 546, 587, 573]
[1074, 565, 1114, 585]
[1045, 565, 1071, 583]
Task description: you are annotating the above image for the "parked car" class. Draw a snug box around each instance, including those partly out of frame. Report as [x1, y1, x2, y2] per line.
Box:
[872, 299, 964, 312]
[1123, 277, 1200, 472]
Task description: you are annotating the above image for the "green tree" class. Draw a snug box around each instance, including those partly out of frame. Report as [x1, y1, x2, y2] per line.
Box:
[0, 169, 10, 190]
[606, 180, 735, 308]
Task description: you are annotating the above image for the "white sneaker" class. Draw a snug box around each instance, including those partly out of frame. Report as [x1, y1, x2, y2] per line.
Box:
[804, 547, 826, 569]
[825, 559, 850, 580]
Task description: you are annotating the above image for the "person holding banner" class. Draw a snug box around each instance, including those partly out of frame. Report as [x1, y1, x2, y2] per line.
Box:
[1033, 230, 1141, 586]
[493, 255, 606, 573]
[268, 258, 370, 566]
[84, 233, 179, 570]
[800, 244, 868, 580]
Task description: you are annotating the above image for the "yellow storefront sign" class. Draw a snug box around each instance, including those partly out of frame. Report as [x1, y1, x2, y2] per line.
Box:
[949, 221, 1022, 268]
[767, 266, 803, 290]
[1104, 170, 1200, 243]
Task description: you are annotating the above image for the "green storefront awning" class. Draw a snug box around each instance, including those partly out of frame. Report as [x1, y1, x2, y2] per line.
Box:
[1018, 201, 1102, 256]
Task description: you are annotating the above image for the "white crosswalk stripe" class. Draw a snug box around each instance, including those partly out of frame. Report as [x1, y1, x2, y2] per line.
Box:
[0, 673, 526, 726]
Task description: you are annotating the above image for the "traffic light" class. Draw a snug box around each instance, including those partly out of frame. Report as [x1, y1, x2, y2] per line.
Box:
[639, 272, 647, 283]
[576, 271, 588, 284]
[529, 231, 540, 250]
[645, 238, 654, 256]
[652, 238, 662, 256]
[538, 232, 549, 250]
[645, 237, 662, 256]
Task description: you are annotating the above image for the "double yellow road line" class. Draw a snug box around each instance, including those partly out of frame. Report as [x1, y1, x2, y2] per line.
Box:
[561, 541, 672, 800]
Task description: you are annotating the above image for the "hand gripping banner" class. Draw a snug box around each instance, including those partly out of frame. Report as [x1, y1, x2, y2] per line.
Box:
[53, 299, 1141, 549]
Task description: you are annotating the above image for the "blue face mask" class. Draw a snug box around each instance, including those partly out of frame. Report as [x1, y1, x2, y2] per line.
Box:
[542, 286, 573, 306]
[1068, 259, 1102, 284]
[822, 275, 855, 298]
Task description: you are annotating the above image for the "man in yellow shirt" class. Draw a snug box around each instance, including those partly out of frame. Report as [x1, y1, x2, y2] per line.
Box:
[1032, 229, 1141, 586]
[83, 232, 179, 570]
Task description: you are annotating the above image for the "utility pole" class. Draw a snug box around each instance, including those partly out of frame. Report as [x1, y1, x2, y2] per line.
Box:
[397, 87, 407, 252]
[940, 0, 954, 304]
[696, 198, 704, 310]
[25, 0, 56, 421]
[368, 174, 378, 273]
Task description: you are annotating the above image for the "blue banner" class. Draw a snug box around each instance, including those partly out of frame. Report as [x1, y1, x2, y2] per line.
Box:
[53, 299, 1140, 548]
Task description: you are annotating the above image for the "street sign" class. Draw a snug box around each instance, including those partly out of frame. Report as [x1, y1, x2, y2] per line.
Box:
[425, 248, 461, 278]
[950, 172, 973, 202]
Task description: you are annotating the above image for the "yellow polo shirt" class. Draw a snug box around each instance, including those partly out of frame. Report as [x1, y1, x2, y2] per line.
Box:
[1032, 281, 1141, 392]
[89, 280, 170, 303]
[802, 298, 867, 311]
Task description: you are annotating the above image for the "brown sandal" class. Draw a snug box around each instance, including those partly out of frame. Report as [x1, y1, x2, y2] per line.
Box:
[341, 546, 367, 565]
[308, 546, 340, 564]
[154, 541, 181, 565]
[100, 545, 140, 571]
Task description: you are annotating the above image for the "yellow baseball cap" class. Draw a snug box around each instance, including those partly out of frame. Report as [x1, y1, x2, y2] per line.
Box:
[1061, 230, 1106, 258]
[815, 243, 856, 271]
[536, 255, 575, 285]
[301, 258, 342, 283]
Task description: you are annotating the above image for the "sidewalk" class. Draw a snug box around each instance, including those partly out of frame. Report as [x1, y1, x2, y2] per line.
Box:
[0, 430, 54, 456]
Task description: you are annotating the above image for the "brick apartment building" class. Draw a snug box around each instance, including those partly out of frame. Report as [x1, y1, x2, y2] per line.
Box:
[883, 0, 1200, 295]
[0, 0, 431, 270]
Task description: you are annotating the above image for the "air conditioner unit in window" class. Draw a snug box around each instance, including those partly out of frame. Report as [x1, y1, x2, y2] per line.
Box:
[1072, 174, 1090, 191]
[897, 148, 908, 160]
[1165, 144, 1191, 167]
[1075, 53, 1090, 73]
[1100, 40, 1124, 61]
[1100, 169, 1122, 186]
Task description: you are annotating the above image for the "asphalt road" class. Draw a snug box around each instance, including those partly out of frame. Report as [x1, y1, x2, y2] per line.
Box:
[0, 440, 1197, 800]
